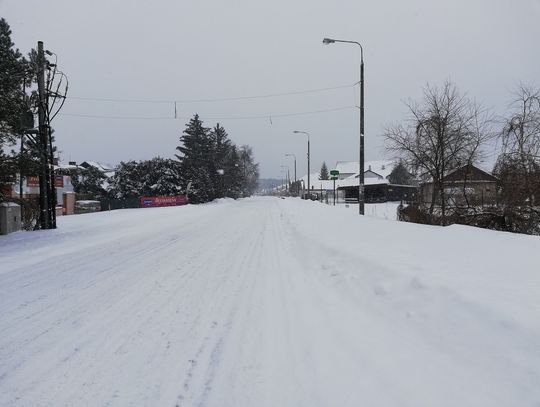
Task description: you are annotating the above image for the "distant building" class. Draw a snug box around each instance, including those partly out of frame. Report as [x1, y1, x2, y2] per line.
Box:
[298, 160, 418, 203]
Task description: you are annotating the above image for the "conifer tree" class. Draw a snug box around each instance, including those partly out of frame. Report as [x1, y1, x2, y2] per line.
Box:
[388, 161, 414, 185]
[210, 123, 232, 199]
[0, 18, 26, 143]
[175, 114, 214, 203]
[319, 162, 329, 180]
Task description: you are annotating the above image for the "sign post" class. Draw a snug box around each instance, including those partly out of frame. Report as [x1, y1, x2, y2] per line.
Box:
[330, 170, 339, 205]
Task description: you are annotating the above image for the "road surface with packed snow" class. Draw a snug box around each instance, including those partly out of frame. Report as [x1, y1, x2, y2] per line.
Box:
[1, 197, 539, 406]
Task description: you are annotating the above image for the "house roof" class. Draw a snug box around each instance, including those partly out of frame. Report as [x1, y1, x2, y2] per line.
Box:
[335, 161, 359, 175]
[298, 172, 389, 190]
[334, 160, 395, 179]
[443, 164, 498, 183]
[80, 161, 115, 172]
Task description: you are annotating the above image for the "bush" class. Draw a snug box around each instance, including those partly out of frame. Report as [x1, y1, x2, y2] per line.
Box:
[9, 197, 40, 230]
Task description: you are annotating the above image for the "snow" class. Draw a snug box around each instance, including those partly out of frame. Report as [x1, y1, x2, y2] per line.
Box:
[334, 160, 395, 180]
[297, 173, 388, 190]
[1, 197, 539, 406]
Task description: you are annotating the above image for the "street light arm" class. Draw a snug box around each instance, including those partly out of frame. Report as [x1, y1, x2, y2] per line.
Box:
[293, 130, 310, 142]
[322, 38, 363, 62]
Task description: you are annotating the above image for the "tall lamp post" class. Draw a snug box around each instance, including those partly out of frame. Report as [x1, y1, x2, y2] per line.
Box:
[285, 153, 297, 195]
[280, 165, 290, 192]
[323, 37, 365, 215]
[293, 131, 310, 199]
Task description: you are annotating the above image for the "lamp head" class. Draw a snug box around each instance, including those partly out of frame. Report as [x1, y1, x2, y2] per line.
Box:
[322, 38, 335, 45]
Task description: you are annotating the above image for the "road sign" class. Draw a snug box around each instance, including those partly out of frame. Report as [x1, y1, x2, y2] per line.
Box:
[330, 169, 339, 176]
[330, 175, 338, 180]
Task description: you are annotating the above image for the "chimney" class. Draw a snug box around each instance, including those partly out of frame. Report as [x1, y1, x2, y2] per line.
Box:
[368, 165, 371, 171]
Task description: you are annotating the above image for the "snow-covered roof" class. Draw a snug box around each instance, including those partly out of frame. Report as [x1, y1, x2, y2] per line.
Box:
[334, 160, 396, 180]
[81, 161, 115, 172]
[298, 172, 388, 190]
[364, 160, 394, 179]
[335, 161, 358, 175]
[54, 163, 79, 171]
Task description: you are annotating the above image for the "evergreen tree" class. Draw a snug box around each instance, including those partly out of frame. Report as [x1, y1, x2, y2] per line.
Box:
[174, 115, 259, 202]
[319, 162, 329, 180]
[222, 144, 243, 198]
[210, 123, 232, 199]
[0, 18, 26, 144]
[0, 18, 36, 199]
[175, 114, 214, 203]
[388, 161, 414, 185]
[110, 158, 181, 198]
[58, 166, 108, 199]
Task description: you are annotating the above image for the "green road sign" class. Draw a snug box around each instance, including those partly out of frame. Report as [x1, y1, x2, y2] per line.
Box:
[330, 175, 338, 180]
[330, 169, 339, 176]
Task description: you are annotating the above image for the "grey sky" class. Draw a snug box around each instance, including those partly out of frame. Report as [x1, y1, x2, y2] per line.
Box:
[2, 0, 539, 178]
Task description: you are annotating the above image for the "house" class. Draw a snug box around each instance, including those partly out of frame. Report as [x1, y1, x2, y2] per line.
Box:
[297, 160, 418, 203]
[334, 160, 394, 181]
[420, 164, 498, 207]
[337, 179, 418, 204]
[80, 161, 116, 179]
[5, 173, 74, 205]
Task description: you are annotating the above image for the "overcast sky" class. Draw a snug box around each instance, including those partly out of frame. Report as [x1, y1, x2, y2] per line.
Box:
[2, 0, 539, 177]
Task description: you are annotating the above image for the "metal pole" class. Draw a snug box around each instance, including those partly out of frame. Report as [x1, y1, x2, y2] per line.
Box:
[19, 134, 24, 200]
[333, 178, 336, 205]
[322, 38, 364, 214]
[293, 157, 297, 196]
[307, 135, 310, 199]
[285, 154, 297, 196]
[359, 58, 365, 215]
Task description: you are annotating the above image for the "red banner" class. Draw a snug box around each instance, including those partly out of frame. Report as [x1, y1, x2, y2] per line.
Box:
[26, 176, 64, 188]
[26, 176, 39, 187]
[55, 176, 64, 188]
[140, 195, 188, 208]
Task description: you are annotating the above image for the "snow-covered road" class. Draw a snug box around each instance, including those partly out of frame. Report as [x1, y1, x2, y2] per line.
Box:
[1, 197, 539, 406]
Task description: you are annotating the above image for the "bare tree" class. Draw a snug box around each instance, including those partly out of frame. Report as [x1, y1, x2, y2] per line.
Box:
[495, 84, 540, 208]
[384, 81, 493, 224]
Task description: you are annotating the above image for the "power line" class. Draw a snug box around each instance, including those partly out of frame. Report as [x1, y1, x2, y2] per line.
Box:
[66, 84, 355, 104]
[59, 106, 355, 121]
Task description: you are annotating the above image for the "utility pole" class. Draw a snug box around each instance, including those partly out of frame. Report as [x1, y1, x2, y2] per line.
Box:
[36, 41, 55, 229]
[37, 41, 50, 229]
[294, 131, 310, 199]
[359, 55, 365, 215]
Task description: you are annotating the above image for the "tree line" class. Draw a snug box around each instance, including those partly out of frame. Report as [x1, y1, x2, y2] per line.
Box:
[1, 17, 259, 207]
[56, 115, 259, 204]
[108, 115, 258, 203]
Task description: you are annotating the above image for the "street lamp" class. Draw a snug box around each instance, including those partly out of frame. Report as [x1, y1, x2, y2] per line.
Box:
[323, 37, 365, 215]
[293, 130, 310, 199]
[285, 153, 297, 195]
